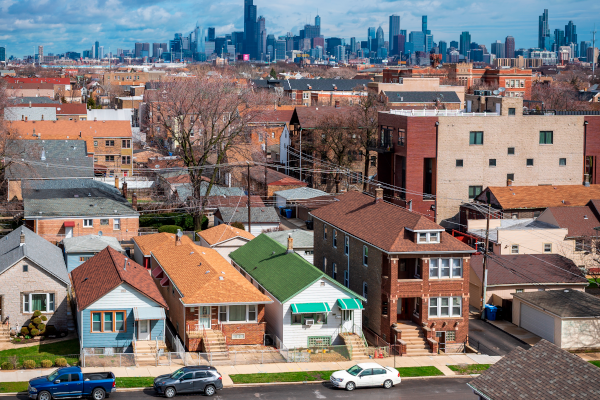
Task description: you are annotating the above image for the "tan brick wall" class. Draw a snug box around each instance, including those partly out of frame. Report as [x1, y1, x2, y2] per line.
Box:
[436, 114, 585, 224]
[31, 217, 139, 243]
[0, 258, 69, 330]
[93, 138, 133, 175]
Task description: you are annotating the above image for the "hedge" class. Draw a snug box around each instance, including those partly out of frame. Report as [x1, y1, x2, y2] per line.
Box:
[139, 213, 207, 231]
[157, 225, 183, 234]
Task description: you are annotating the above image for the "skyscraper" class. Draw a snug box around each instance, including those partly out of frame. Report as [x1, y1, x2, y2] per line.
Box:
[94, 41, 99, 59]
[422, 16, 429, 34]
[258, 16, 267, 60]
[565, 21, 577, 56]
[409, 31, 425, 53]
[152, 43, 162, 58]
[425, 34, 434, 53]
[491, 40, 505, 58]
[376, 26, 384, 50]
[438, 40, 447, 62]
[208, 27, 216, 41]
[37, 46, 43, 62]
[194, 23, 205, 55]
[538, 9, 550, 50]
[368, 27, 376, 39]
[554, 29, 565, 49]
[315, 14, 321, 27]
[243, 0, 258, 58]
[581, 41, 592, 61]
[0, 46, 5, 62]
[135, 43, 143, 58]
[389, 15, 400, 54]
[505, 36, 515, 58]
[459, 31, 471, 56]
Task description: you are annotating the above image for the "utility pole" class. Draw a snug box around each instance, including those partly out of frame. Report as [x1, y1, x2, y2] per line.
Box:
[299, 129, 302, 181]
[592, 24, 597, 79]
[480, 196, 491, 320]
[247, 162, 252, 233]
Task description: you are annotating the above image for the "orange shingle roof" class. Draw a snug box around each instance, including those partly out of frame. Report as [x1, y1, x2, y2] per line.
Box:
[133, 232, 195, 256]
[198, 224, 255, 246]
[152, 242, 271, 305]
[482, 185, 600, 210]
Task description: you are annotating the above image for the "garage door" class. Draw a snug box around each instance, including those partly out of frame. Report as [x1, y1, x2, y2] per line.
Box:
[520, 303, 555, 342]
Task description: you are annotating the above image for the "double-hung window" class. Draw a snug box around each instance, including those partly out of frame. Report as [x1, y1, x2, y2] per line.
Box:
[429, 297, 462, 317]
[22, 293, 55, 313]
[113, 218, 121, 230]
[91, 311, 126, 332]
[539, 131, 553, 145]
[429, 258, 463, 278]
[83, 219, 93, 227]
[363, 246, 368, 266]
[417, 232, 441, 243]
[323, 225, 327, 241]
[332, 263, 337, 279]
[344, 236, 349, 255]
[469, 131, 483, 145]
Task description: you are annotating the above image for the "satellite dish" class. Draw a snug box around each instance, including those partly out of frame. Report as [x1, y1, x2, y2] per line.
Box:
[98, 231, 103, 236]
[498, 87, 506, 92]
[492, 90, 500, 95]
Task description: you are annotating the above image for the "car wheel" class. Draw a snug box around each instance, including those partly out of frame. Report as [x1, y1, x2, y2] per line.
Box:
[383, 379, 393, 389]
[38, 391, 52, 400]
[164, 387, 176, 398]
[203, 385, 216, 396]
[345, 382, 356, 391]
[92, 388, 106, 400]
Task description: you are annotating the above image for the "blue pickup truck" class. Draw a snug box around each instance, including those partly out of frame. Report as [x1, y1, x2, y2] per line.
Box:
[28, 367, 116, 400]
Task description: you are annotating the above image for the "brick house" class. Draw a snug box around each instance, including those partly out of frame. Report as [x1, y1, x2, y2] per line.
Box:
[311, 189, 475, 355]
[145, 233, 272, 351]
[0, 226, 70, 334]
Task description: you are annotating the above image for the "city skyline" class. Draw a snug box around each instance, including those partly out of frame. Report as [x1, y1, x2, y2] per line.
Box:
[0, 0, 599, 58]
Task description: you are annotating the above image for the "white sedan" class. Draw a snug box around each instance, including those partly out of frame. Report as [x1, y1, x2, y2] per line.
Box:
[329, 362, 401, 391]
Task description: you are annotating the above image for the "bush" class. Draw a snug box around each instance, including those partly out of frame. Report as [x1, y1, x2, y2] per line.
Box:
[12, 338, 21, 343]
[21, 327, 29, 336]
[28, 323, 35, 331]
[33, 317, 42, 325]
[41, 315, 48, 322]
[37, 323, 46, 332]
[41, 360, 53, 368]
[55, 358, 68, 367]
[23, 360, 36, 369]
[231, 222, 245, 230]
[33, 310, 42, 318]
[1, 362, 14, 370]
[30, 328, 40, 337]
[158, 225, 183, 234]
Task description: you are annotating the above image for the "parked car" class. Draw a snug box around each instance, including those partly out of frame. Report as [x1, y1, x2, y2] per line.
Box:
[28, 366, 116, 400]
[329, 363, 401, 391]
[153, 366, 223, 397]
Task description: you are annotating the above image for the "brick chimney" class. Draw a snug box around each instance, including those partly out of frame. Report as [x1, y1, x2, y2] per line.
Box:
[507, 179, 513, 187]
[132, 193, 138, 211]
[286, 233, 294, 254]
[375, 184, 384, 204]
[122, 182, 128, 199]
[20, 233, 26, 246]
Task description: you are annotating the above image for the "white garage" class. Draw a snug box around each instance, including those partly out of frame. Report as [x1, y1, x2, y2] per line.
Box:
[513, 289, 600, 350]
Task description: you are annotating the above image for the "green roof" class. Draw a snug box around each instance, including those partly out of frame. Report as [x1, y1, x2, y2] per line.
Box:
[229, 234, 364, 303]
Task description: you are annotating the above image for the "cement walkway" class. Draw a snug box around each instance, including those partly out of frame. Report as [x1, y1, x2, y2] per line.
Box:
[486, 320, 542, 346]
[0, 354, 502, 388]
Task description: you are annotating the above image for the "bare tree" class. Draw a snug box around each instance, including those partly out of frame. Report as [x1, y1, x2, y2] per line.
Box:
[531, 81, 589, 111]
[145, 73, 274, 229]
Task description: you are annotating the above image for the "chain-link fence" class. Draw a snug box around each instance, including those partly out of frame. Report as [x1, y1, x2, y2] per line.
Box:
[0, 354, 80, 370]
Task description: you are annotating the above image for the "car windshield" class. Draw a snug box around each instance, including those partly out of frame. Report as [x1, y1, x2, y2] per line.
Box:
[346, 365, 363, 376]
[170, 369, 185, 380]
[47, 370, 60, 381]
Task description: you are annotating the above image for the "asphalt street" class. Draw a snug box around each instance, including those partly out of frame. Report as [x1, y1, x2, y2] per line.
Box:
[16, 377, 476, 400]
[469, 316, 530, 356]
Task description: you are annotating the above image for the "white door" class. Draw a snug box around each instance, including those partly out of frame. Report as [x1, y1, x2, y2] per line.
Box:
[520, 303, 555, 342]
[341, 310, 353, 333]
[65, 227, 73, 238]
[138, 320, 150, 340]
[357, 369, 375, 387]
[495, 103, 501, 114]
[198, 306, 211, 329]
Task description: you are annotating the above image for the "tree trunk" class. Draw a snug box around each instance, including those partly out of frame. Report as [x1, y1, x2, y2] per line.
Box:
[362, 151, 370, 192]
[194, 212, 204, 231]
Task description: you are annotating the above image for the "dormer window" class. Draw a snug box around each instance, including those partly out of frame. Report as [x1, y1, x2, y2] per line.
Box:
[417, 231, 441, 244]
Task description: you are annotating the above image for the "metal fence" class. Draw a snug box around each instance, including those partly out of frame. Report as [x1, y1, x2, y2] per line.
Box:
[467, 337, 500, 356]
[0, 354, 80, 369]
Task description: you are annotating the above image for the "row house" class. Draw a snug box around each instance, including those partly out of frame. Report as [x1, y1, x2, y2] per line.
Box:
[6, 120, 134, 177]
[311, 189, 474, 355]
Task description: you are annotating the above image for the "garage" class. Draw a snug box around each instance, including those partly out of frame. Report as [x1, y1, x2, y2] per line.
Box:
[520, 303, 555, 342]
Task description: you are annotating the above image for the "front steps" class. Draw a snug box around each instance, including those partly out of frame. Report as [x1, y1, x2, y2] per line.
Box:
[396, 321, 433, 356]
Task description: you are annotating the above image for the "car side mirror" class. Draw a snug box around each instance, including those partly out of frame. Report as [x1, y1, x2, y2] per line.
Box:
[54, 380, 60, 384]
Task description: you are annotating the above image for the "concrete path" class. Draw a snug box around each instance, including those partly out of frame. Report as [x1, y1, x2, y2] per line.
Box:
[486, 320, 542, 346]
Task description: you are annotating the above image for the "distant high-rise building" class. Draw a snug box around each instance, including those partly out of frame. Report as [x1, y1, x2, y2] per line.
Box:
[207, 27, 216, 42]
[376, 26, 384, 50]
[389, 15, 400, 54]
[565, 21, 577, 56]
[587, 47, 599, 66]
[581, 41, 592, 61]
[98, 46, 104, 59]
[450, 40, 458, 49]
[94, 41, 99, 59]
[438, 40, 447, 62]
[368, 27, 376, 41]
[37, 45, 43, 59]
[134, 43, 143, 58]
[425, 34, 434, 53]
[334, 45, 345, 63]
[0, 46, 6, 62]
[553, 29, 565, 50]
[244, 0, 258, 58]
[491, 40, 505, 58]
[422, 15, 430, 34]
[459, 31, 470, 56]
[409, 31, 425, 53]
[538, 9, 550, 50]
[275, 39, 286, 60]
[315, 14, 321, 27]
[152, 43, 161, 58]
[257, 16, 267, 60]
[393, 34, 406, 55]
[505, 36, 515, 58]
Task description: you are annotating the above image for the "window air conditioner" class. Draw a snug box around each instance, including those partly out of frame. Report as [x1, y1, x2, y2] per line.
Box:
[304, 319, 314, 326]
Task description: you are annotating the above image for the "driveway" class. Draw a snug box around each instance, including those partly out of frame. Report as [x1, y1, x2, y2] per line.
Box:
[468, 315, 531, 356]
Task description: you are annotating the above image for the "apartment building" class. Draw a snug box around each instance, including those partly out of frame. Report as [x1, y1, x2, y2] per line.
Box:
[374, 96, 600, 227]
[7, 120, 134, 177]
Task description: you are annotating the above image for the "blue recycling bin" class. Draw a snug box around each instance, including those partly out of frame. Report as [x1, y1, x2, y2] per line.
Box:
[284, 209, 293, 218]
[278, 206, 285, 216]
[485, 304, 497, 321]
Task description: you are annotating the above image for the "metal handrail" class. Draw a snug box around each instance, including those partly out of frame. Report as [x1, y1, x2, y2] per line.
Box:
[353, 324, 368, 349]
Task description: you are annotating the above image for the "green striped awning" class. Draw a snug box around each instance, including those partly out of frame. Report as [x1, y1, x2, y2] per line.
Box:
[290, 302, 331, 314]
[337, 298, 364, 310]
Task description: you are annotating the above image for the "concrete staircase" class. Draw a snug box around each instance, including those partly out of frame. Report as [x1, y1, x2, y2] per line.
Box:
[0, 324, 10, 343]
[134, 340, 167, 366]
[203, 330, 229, 360]
[396, 321, 433, 356]
[341, 333, 370, 360]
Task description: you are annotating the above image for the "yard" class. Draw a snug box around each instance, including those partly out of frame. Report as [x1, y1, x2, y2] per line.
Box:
[0, 339, 80, 369]
[447, 364, 491, 375]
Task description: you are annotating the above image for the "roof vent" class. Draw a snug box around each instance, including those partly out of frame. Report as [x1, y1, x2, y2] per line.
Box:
[584, 215, 589, 219]
[206, 270, 210, 274]
[564, 289, 569, 293]
[219, 276, 224, 280]
[562, 200, 565, 204]
[190, 252, 194, 255]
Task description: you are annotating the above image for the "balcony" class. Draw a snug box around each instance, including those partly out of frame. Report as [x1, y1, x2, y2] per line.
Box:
[368, 137, 395, 153]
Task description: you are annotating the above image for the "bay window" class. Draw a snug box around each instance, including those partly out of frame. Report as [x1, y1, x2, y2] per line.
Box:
[218, 305, 258, 323]
[23, 293, 55, 313]
[428, 297, 462, 318]
[429, 258, 463, 278]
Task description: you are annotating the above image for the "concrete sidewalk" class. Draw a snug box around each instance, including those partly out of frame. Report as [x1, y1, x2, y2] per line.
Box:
[0, 354, 501, 388]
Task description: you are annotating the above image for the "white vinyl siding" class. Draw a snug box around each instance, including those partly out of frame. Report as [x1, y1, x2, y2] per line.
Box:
[520, 303, 555, 342]
[86, 283, 161, 309]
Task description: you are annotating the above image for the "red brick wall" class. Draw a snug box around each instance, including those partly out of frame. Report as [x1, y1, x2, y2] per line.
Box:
[31, 217, 139, 243]
[585, 116, 600, 185]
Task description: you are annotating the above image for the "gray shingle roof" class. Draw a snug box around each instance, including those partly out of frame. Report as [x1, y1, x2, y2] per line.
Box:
[218, 207, 280, 224]
[0, 226, 69, 284]
[176, 182, 245, 201]
[5, 140, 94, 180]
[468, 218, 560, 243]
[62, 234, 124, 253]
[468, 340, 600, 399]
[264, 229, 314, 248]
[383, 91, 461, 103]
[10, 97, 61, 104]
[4, 107, 57, 121]
[274, 187, 329, 201]
[513, 289, 600, 318]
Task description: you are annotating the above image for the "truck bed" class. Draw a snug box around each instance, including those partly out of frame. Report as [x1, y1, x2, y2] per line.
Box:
[83, 372, 115, 381]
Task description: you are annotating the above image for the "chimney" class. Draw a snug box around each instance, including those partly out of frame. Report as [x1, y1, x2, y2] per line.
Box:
[29, 101, 31, 108]
[335, 100, 340, 108]
[286, 233, 294, 254]
[122, 182, 128, 199]
[507, 179, 513, 187]
[175, 229, 183, 246]
[375, 184, 384, 204]
[132, 193, 138, 211]
[584, 174, 591, 187]
[20, 233, 25, 246]
[123, 257, 128, 271]
[115, 176, 120, 190]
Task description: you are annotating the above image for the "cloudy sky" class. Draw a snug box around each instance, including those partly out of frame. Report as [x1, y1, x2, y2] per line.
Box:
[1, 0, 599, 58]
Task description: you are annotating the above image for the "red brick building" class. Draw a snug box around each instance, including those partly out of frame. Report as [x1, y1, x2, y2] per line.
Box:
[311, 189, 474, 355]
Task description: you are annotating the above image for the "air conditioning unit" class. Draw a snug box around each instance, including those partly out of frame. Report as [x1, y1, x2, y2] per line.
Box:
[304, 319, 314, 326]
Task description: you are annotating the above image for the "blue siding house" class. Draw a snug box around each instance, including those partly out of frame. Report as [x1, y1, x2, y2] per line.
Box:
[62, 235, 124, 272]
[70, 246, 168, 355]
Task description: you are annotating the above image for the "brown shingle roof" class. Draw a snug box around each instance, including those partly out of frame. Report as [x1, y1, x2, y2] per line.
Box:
[293, 106, 352, 128]
[198, 224, 255, 246]
[310, 191, 474, 253]
[479, 185, 600, 210]
[471, 254, 587, 286]
[540, 204, 600, 237]
[70, 247, 168, 311]
[243, 166, 307, 187]
[152, 242, 271, 305]
[133, 232, 195, 257]
[468, 340, 600, 399]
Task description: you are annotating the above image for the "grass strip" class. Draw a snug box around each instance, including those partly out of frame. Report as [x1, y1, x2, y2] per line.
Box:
[396, 366, 444, 377]
[0, 339, 80, 356]
[0, 382, 28, 393]
[589, 361, 600, 368]
[447, 364, 491, 374]
[116, 377, 155, 388]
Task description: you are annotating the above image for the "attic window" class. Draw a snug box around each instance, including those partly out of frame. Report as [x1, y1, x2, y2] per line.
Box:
[417, 232, 441, 244]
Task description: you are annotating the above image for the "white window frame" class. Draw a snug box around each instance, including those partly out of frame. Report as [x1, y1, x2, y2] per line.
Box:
[83, 219, 93, 228]
[429, 258, 463, 279]
[417, 231, 441, 244]
[428, 296, 462, 318]
[303, 92, 310, 100]
[23, 293, 55, 313]
[363, 245, 368, 266]
[113, 218, 121, 230]
[344, 236, 349, 255]
[217, 305, 257, 323]
[511, 244, 519, 254]
[543, 243, 552, 253]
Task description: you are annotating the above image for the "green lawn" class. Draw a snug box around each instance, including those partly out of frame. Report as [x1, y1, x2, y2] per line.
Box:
[0, 339, 80, 368]
[230, 366, 443, 384]
[447, 364, 491, 375]
[0, 382, 28, 393]
[116, 377, 155, 388]
[589, 361, 600, 367]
